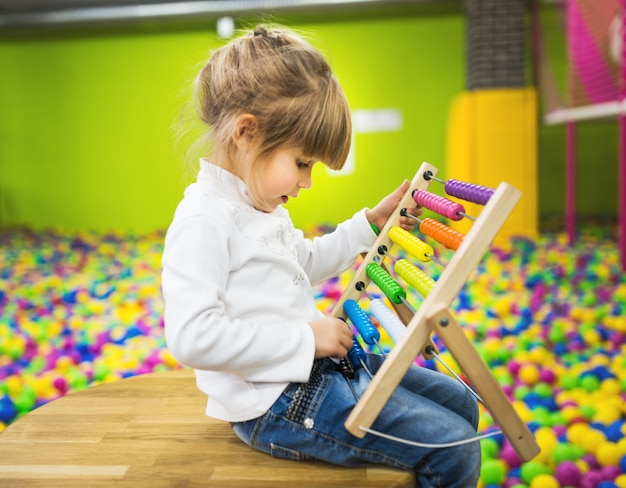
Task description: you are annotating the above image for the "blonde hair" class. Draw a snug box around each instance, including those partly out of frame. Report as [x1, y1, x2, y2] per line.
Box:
[193, 24, 352, 171]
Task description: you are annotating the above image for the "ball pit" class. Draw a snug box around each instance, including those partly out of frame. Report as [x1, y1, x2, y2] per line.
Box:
[1, 224, 626, 487]
[0, 228, 180, 430]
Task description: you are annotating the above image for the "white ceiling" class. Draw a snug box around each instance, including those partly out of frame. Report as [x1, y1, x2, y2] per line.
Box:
[0, 0, 445, 29]
[0, 0, 216, 12]
[0, 0, 428, 13]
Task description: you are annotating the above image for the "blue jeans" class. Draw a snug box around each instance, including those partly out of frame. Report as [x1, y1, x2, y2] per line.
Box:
[233, 355, 480, 488]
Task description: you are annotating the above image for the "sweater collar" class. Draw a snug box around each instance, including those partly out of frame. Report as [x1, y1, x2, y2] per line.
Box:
[197, 158, 288, 219]
[198, 158, 253, 208]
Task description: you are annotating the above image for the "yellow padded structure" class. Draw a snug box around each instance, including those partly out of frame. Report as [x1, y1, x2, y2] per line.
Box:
[445, 88, 538, 238]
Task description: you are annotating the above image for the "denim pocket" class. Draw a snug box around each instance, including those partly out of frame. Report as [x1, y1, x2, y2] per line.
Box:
[285, 359, 329, 425]
[270, 442, 313, 461]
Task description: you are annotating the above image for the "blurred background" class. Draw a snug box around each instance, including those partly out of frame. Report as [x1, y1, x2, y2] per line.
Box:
[1, 2, 626, 487]
[0, 0, 617, 233]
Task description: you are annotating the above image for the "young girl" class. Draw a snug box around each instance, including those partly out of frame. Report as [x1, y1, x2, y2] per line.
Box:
[162, 25, 481, 487]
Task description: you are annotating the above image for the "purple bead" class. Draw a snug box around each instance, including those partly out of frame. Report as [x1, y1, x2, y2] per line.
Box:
[445, 179, 495, 205]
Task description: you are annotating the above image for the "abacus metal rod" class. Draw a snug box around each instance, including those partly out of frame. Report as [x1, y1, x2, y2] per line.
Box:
[424, 345, 483, 405]
[355, 282, 410, 346]
[423, 170, 445, 184]
[400, 297, 413, 314]
[376, 248, 424, 313]
[358, 361, 373, 380]
[401, 210, 420, 223]
[357, 284, 396, 310]
[369, 338, 387, 358]
[421, 170, 495, 207]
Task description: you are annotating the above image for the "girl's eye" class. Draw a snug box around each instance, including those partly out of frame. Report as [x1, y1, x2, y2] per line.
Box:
[296, 160, 310, 169]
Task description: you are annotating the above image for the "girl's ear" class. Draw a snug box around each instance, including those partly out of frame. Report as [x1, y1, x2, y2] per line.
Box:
[233, 114, 259, 148]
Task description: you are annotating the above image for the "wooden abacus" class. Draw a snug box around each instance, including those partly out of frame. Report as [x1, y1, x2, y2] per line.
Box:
[331, 162, 540, 462]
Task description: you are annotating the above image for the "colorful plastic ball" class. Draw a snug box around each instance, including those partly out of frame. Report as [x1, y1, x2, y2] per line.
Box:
[582, 454, 601, 471]
[519, 364, 541, 386]
[14, 385, 37, 413]
[494, 367, 514, 386]
[602, 465, 621, 479]
[583, 470, 609, 488]
[512, 400, 533, 426]
[539, 368, 556, 384]
[618, 439, 626, 455]
[500, 441, 523, 469]
[0, 396, 17, 424]
[503, 477, 524, 488]
[0, 376, 24, 396]
[158, 349, 180, 369]
[600, 378, 622, 396]
[52, 377, 69, 394]
[93, 363, 112, 382]
[534, 427, 559, 464]
[555, 460, 581, 487]
[4, 337, 26, 361]
[604, 421, 624, 443]
[55, 355, 75, 372]
[67, 368, 89, 390]
[514, 385, 531, 401]
[480, 459, 507, 485]
[549, 411, 567, 428]
[554, 442, 584, 464]
[532, 407, 553, 427]
[480, 437, 500, 459]
[521, 461, 552, 484]
[580, 429, 608, 454]
[594, 407, 623, 427]
[615, 474, 626, 488]
[527, 346, 551, 365]
[596, 442, 623, 467]
[553, 424, 567, 439]
[568, 423, 592, 445]
[508, 360, 522, 376]
[580, 404, 598, 420]
[529, 473, 559, 488]
[561, 374, 580, 390]
[532, 382, 553, 399]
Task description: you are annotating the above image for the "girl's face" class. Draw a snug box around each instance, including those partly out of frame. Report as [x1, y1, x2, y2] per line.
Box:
[250, 146, 318, 213]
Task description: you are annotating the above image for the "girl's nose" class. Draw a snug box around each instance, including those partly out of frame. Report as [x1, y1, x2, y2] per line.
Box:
[299, 172, 313, 189]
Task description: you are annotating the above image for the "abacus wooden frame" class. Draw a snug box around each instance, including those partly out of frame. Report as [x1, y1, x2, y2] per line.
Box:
[331, 161, 540, 462]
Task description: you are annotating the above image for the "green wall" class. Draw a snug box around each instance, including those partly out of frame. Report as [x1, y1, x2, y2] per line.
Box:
[0, 28, 221, 231]
[539, 122, 618, 221]
[0, 6, 620, 232]
[0, 10, 465, 232]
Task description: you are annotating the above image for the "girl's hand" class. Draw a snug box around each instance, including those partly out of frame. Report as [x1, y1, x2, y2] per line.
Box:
[366, 180, 422, 232]
[309, 317, 353, 359]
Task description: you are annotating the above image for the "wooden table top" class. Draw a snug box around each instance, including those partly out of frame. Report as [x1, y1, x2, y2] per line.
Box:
[0, 369, 416, 487]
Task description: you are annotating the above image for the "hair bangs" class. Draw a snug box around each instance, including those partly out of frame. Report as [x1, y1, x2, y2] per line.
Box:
[300, 78, 352, 170]
[250, 70, 351, 170]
